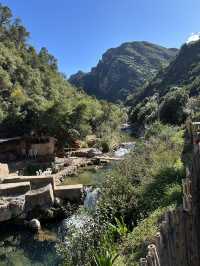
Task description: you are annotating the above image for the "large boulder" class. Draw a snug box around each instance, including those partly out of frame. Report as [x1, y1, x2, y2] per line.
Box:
[0, 196, 25, 222]
[28, 218, 41, 232]
[25, 184, 54, 211]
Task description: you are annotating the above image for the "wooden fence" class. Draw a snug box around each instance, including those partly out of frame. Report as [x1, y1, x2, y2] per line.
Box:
[139, 147, 200, 266]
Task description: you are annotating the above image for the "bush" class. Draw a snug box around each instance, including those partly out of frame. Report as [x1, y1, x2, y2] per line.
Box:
[123, 206, 174, 265]
[60, 123, 185, 265]
[159, 87, 189, 124]
[95, 123, 184, 265]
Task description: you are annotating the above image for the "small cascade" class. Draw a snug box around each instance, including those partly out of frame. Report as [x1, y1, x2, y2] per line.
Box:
[114, 142, 135, 157]
[61, 213, 93, 233]
[59, 187, 100, 239]
[84, 187, 100, 210]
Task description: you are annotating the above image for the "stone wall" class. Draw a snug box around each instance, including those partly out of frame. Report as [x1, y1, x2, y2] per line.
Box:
[139, 150, 200, 266]
[30, 137, 56, 156]
[0, 163, 9, 177]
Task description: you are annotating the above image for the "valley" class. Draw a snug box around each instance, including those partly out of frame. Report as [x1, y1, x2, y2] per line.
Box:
[0, 2, 200, 266]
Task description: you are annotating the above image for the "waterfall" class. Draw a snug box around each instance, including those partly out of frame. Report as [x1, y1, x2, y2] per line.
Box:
[84, 187, 100, 210]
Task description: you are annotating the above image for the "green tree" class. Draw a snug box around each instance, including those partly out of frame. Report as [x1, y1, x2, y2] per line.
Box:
[159, 87, 189, 124]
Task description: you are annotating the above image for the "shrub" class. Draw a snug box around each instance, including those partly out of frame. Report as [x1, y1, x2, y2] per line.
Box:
[123, 206, 174, 265]
[159, 87, 189, 124]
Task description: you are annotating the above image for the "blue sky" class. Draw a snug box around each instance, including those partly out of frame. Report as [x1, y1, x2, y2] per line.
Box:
[1, 0, 200, 76]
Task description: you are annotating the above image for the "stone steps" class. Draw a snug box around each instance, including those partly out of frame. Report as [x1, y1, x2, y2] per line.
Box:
[2, 175, 83, 202]
[2, 175, 55, 190]
[0, 182, 30, 197]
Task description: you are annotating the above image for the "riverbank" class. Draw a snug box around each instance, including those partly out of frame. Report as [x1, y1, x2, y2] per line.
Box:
[0, 140, 135, 265]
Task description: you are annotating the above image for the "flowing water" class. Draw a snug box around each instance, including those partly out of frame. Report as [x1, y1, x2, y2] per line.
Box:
[0, 141, 135, 266]
[0, 165, 114, 266]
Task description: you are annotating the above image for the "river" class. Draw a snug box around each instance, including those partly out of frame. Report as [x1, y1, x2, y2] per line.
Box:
[0, 140, 134, 266]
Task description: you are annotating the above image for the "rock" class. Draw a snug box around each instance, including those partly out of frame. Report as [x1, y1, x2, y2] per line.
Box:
[25, 184, 54, 211]
[0, 182, 30, 197]
[0, 200, 11, 222]
[71, 148, 102, 158]
[87, 148, 102, 158]
[69, 42, 178, 102]
[0, 163, 9, 177]
[28, 219, 41, 231]
[0, 196, 25, 222]
[54, 197, 63, 207]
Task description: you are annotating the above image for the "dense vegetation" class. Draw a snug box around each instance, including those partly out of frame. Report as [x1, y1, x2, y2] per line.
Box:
[69, 42, 177, 102]
[60, 122, 185, 265]
[62, 38, 200, 265]
[0, 3, 196, 266]
[129, 39, 200, 130]
[0, 4, 125, 147]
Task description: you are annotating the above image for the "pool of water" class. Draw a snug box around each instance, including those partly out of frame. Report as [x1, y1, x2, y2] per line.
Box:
[61, 141, 135, 186]
[0, 223, 62, 266]
[61, 163, 114, 186]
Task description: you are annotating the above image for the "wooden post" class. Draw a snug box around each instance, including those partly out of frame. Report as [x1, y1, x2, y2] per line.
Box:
[139, 258, 148, 266]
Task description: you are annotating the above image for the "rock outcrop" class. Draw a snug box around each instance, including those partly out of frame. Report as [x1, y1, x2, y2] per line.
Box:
[133, 39, 200, 104]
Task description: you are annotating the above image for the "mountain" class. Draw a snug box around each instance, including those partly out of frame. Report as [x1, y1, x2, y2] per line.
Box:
[134, 39, 200, 101]
[129, 39, 200, 127]
[69, 42, 178, 102]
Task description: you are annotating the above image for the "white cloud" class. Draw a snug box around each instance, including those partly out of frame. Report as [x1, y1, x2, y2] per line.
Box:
[186, 33, 200, 44]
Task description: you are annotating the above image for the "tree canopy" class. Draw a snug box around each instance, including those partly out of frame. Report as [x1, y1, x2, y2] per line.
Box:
[0, 4, 125, 145]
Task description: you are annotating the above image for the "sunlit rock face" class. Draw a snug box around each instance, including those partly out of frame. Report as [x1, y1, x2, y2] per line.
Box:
[69, 42, 178, 102]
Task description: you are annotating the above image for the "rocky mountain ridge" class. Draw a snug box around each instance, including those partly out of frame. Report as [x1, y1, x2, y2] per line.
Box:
[69, 41, 178, 102]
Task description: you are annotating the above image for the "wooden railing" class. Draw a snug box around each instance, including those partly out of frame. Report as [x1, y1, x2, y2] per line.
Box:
[139, 125, 200, 266]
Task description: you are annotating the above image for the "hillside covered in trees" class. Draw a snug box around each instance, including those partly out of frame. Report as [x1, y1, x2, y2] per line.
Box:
[129, 39, 200, 131]
[0, 3, 199, 266]
[0, 4, 124, 146]
[69, 42, 178, 102]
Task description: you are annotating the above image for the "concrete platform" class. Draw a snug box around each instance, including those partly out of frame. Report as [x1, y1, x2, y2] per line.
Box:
[3, 176, 55, 190]
[0, 182, 30, 197]
[54, 184, 83, 202]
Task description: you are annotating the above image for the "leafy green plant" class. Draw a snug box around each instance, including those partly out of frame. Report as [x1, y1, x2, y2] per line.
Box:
[108, 217, 129, 238]
[93, 251, 119, 266]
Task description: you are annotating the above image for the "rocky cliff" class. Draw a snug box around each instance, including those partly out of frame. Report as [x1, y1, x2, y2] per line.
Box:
[69, 42, 178, 102]
[134, 39, 200, 102]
